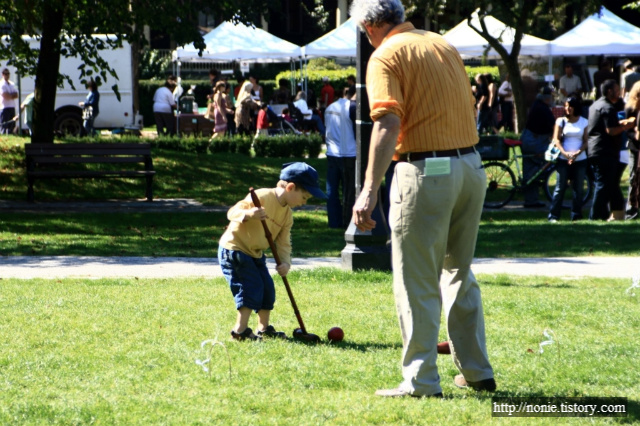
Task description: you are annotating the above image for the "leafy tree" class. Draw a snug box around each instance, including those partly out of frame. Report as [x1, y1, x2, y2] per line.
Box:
[465, 0, 602, 131]
[0, 0, 269, 143]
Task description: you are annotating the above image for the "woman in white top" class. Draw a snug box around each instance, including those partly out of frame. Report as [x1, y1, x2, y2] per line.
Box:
[548, 96, 589, 222]
[153, 77, 177, 136]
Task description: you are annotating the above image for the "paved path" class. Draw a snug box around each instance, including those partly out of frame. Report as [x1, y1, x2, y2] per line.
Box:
[1, 198, 636, 280]
[1, 255, 636, 279]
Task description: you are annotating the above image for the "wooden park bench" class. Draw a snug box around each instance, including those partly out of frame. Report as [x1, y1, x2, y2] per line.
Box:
[25, 143, 156, 202]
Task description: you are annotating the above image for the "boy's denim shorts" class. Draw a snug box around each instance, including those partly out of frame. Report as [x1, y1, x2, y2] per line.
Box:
[218, 246, 275, 312]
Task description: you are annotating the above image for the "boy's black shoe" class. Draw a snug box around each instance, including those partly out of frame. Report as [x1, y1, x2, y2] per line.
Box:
[256, 325, 287, 339]
[230, 327, 261, 341]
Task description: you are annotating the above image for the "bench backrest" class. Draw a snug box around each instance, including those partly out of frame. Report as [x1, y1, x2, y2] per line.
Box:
[25, 143, 153, 168]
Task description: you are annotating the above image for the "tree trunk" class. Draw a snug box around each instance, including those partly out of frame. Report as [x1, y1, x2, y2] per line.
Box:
[31, 2, 66, 143]
[504, 57, 526, 134]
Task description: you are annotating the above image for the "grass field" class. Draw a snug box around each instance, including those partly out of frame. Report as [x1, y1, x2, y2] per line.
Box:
[1, 210, 639, 258]
[1, 270, 638, 425]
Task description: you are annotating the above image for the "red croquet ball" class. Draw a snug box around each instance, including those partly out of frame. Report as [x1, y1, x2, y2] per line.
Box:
[327, 327, 344, 342]
[437, 341, 451, 354]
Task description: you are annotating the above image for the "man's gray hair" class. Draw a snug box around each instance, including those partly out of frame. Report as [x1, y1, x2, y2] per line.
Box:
[349, 0, 405, 32]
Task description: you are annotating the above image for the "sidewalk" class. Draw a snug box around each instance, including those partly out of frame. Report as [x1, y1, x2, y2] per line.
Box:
[1, 198, 636, 280]
[1, 255, 636, 279]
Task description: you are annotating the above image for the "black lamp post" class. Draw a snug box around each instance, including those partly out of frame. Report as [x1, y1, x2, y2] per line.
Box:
[340, 27, 392, 271]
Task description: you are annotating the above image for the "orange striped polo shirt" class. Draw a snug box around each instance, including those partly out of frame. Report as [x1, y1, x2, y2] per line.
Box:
[367, 22, 478, 158]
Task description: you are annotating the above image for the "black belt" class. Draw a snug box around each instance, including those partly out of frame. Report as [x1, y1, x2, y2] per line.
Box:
[406, 146, 476, 162]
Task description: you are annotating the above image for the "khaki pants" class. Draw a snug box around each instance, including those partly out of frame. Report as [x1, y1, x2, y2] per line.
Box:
[390, 151, 493, 396]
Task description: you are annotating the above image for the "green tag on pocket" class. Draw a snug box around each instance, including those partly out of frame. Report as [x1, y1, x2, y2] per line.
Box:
[424, 157, 451, 176]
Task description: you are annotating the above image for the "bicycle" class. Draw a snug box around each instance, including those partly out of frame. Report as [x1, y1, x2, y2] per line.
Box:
[481, 137, 594, 209]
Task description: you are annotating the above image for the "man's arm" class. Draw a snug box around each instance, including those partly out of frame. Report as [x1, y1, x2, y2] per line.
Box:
[353, 113, 401, 231]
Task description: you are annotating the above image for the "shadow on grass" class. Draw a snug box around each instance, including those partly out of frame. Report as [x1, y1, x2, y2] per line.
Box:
[289, 338, 402, 351]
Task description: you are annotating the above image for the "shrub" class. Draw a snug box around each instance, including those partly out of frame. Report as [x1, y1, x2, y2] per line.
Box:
[254, 134, 323, 158]
[57, 133, 321, 158]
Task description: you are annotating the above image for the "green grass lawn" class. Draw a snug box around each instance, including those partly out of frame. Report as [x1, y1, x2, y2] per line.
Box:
[0, 137, 327, 206]
[1, 210, 639, 258]
[1, 270, 638, 425]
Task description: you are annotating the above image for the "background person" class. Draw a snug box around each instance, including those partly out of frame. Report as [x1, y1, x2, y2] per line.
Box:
[624, 81, 640, 219]
[211, 80, 232, 139]
[324, 85, 356, 228]
[320, 76, 335, 110]
[18, 91, 35, 135]
[474, 73, 491, 134]
[548, 97, 589, 222]
[621, 60, 640, 101]
[217, 162, 327, 341]
[350, 0, 495, 398]
[153, 76, 177, 136]
[486, 73, 499, 134]
[588, 79, 636, 221]
[498, 73, 514, 131]
[593, 59, 615, 100]
[248, 76, 263, 102]
[559, 63, 582, 102]
[521, 86, 556, 208]
[234, 81, 259, 136]
[293, 91, 326, 135]
[78, 79, 100, 136]
[1, 68, 18, 134]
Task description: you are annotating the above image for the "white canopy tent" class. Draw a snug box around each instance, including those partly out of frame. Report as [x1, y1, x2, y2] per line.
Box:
[302, 18, 357, 59]
[174, 21, 302, 63]
[443, 12, 550, 59]
[550, 7, 640, 56]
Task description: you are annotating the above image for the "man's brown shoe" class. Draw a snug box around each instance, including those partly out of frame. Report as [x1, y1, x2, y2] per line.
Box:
[375, 388, 443, 398]
[454, 374, 496, 392]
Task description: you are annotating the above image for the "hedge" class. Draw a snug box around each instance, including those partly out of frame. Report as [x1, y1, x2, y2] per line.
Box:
[60, 134, 323, 158]
[275, 67, 357, 106]
[465, 66, 500, 86]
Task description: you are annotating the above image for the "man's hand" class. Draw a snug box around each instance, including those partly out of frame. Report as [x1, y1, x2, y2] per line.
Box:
[353, 187, 378, 231]
[276, 262, 290, 277]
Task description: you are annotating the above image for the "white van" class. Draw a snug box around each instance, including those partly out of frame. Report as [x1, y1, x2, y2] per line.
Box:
[3, 35, 141, 135]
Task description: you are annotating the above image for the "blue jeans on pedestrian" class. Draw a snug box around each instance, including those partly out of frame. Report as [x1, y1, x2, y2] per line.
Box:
[477, 109, 491, 134]
[589, 156, 625, 220]
[521, 129, 551, 204]
[308, 114, 326, 135]
[548, 159, 587, 221]
[326, 155, 356, 228]
[218, 246, 275, 312]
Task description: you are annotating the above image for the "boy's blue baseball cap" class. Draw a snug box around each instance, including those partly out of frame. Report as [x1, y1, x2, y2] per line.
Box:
[280, 162, 327, 199]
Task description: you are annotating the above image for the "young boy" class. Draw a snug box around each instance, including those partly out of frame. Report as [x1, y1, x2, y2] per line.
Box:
[218, 162, 327, 341]
[255, 102, 270, 138]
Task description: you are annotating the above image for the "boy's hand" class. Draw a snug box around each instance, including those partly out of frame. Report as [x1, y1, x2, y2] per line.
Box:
[276, 262, 290, 277]
[246, 207, 267, 221]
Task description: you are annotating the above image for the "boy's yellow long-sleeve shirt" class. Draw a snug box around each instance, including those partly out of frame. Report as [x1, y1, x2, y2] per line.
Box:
[218, 188, 293, 265]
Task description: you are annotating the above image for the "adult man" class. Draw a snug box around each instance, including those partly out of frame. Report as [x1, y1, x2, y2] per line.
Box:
[271, 78, 291, 104]
[350, 0, 495, 398]
[521, 86, 556, 208]
[324, 85, 357, 228]
[1, 69, 18, 134]
[559, 64, 582, 102]
[593, 60, 615, 100]
[498, 73, 514, 131]
[320, 77, 335, 109]
[621, 60, 640, 101]
[588, 79, 635, 221]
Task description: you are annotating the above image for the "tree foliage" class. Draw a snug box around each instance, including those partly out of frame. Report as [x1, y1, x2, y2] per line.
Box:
[461, 0, 603, 131]
[0, 0, 269, 142]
